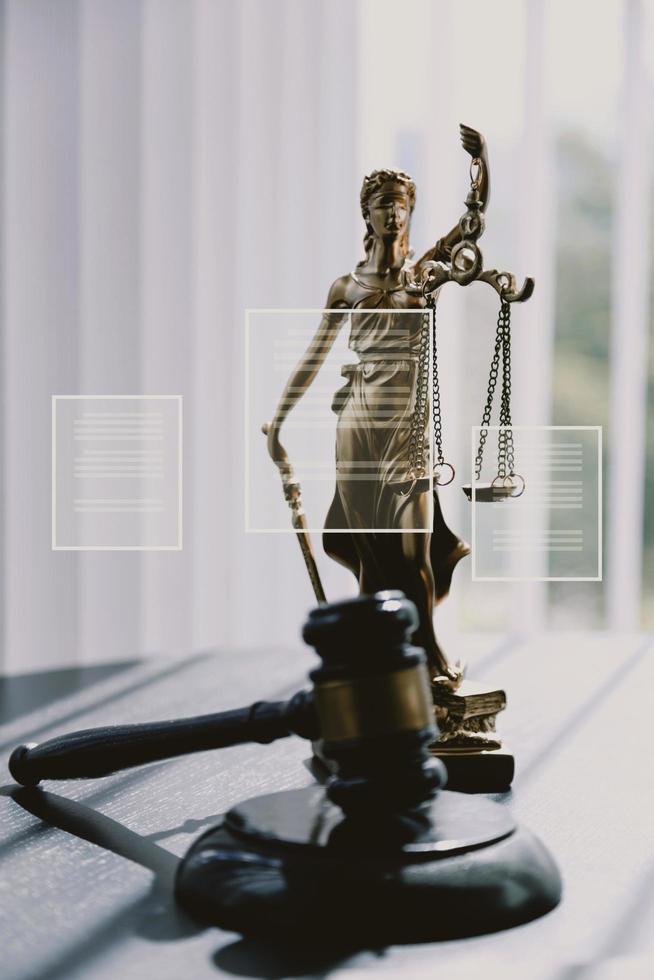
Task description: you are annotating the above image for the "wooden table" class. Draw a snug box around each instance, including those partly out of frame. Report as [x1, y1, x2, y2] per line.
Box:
[2, 633, 654, 980]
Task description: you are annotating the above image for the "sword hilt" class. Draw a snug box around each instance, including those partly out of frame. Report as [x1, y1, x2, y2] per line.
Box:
[262, 421, 302, 509]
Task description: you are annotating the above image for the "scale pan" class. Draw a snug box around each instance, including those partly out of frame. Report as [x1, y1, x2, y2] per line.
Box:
[462, 480, 524, 503]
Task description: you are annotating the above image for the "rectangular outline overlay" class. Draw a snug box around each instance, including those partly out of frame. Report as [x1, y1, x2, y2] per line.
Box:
[52, 395, 183, 551]
[470, 425, 603, 582]
[244, 308, 434, 533]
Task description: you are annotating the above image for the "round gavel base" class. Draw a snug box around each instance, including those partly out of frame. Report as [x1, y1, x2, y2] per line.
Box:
[175, 786, 561, 944]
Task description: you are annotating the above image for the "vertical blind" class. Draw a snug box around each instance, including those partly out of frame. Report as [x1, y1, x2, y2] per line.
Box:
[0, 0, 651, 674]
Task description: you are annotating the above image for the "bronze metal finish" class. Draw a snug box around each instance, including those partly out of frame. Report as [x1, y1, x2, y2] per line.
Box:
[266, 125, 534, 773]
[261, 422, 326, 604]
[314, 663, 434, 743]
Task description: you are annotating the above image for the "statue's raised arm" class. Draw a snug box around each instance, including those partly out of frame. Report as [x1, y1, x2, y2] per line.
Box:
[415, 123, 490, 271]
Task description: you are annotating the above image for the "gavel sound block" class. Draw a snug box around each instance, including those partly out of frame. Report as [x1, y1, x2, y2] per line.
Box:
[9, 593, 561, 945]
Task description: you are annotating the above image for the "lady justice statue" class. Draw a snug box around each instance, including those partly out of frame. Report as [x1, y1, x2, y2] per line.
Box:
[266, 125, 531, 787]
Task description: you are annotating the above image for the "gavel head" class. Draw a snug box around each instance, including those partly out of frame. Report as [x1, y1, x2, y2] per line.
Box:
[303, 591, 447, 817]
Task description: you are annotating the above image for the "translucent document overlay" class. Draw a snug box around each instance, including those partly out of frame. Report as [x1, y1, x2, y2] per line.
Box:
[246, 309, 433, 532]
[471, 426, 602, 581]
[52, 396, 182, 550]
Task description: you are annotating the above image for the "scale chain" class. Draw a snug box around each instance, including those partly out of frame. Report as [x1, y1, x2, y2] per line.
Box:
[402, 294, 449, 486]
[407, 287, 519, 490]
[474, 293, 515, 482]
[498, 298, 514, 478]
[405, 306, 431, 482]
[474, 300, 504, 481]
[431, 298, 445, 468]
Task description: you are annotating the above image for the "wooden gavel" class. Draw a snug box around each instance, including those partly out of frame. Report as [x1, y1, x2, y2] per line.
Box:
[9, 591, 562, 944]
[9, 592, 445, 815]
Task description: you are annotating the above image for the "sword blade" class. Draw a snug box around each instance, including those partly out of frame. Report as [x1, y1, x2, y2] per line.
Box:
[292, 512, 327, 604]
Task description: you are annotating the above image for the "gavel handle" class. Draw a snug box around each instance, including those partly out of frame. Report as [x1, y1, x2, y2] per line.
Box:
[9, 689, 317, 786]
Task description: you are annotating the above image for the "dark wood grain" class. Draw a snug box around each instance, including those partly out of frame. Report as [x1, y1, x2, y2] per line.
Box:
[1, 634, 653, 979]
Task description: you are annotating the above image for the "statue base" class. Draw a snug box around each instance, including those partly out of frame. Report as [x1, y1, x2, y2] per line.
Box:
[430, 746, 515, 793]
[175, 786, 561, 945]
[430, 677, 513, 791]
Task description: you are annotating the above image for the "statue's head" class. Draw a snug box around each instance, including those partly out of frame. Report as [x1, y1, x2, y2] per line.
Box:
[359, 169, 416, 264]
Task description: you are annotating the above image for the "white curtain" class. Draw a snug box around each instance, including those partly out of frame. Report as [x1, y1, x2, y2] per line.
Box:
[1, 0, 652, 674]
[0, 0, 359, 673]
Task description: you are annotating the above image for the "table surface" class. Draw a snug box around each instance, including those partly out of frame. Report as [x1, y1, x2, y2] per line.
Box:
[2, 632, 654, 980]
